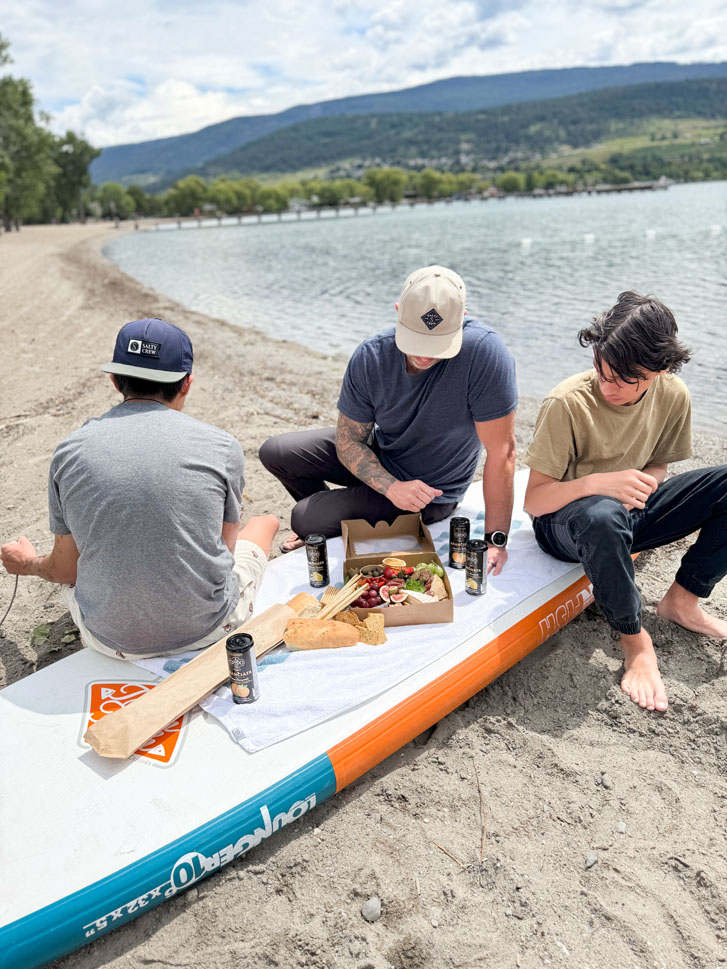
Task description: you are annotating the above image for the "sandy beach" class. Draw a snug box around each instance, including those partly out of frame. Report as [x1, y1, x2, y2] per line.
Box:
[1, 223, 726, 969]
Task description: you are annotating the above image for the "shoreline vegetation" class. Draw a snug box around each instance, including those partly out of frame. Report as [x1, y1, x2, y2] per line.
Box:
[136, 177, 674, 234]
[2, 224, 726, 968]
[33, 166, 697, 225]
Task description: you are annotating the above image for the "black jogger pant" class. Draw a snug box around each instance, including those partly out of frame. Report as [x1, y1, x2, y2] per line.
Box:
[533, 465, 727, 635]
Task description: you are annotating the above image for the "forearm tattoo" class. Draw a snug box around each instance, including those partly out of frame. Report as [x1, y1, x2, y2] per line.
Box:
[336, 413, 396, 495]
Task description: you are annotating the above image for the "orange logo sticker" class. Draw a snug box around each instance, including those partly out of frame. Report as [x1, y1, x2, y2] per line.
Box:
[85, 682, 185, 764]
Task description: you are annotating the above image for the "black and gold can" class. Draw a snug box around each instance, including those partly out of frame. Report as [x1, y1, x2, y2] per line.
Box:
[226, 633, 260, 704]
[305, 534, 329, 588]
[449, 516, 470, 569]
[465, 539, 487, 596]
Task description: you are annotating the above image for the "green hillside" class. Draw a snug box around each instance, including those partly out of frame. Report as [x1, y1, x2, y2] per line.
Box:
[90, 62, 727, 185]
[191, 79, 727, 179]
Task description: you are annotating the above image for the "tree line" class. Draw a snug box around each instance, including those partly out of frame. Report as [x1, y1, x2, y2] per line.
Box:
[0, 36, 99, 231]
[94, 167, 591, 218]
[92, 170, 492, 218]
[21, 147, 727, 224]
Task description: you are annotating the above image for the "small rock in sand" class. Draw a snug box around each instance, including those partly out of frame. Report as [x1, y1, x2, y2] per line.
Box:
[616, 822, 627, 834]
[601, 773, 614, 790]
[361, 896, 382, 923]
[585, 851, 598, 870]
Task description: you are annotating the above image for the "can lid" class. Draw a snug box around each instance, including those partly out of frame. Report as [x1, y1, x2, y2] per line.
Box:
[466, 539, 487, 550]
[305, 534, 326, 545]
[450, 516, 470, 525]
[226, 633, 255, 652]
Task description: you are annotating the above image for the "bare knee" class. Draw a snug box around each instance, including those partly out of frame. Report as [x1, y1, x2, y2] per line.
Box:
[238, 514, 280, 557]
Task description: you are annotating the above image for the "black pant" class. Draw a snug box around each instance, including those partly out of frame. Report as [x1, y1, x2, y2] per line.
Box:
[533, 466, 727, 635]
[259, 427, 458, 538]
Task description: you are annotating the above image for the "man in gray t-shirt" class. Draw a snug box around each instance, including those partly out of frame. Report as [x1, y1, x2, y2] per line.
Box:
[1, 317, 279, 658]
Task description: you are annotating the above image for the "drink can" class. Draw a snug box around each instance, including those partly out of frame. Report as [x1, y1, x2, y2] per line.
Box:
[465, 539, 487, 596]
[226, 633, 260, 704]
[305, 534, 329, 588]
[449, 516, 470, 569]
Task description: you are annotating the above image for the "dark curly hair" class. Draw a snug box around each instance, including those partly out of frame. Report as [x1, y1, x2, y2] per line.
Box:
[578, 291, 691, 385]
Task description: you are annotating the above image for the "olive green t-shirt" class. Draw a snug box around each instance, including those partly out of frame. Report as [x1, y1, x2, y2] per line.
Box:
[525, 370, 692, 482]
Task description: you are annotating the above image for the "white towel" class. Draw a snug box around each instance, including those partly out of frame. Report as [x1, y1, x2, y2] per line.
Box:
[133, 475, 577, 752]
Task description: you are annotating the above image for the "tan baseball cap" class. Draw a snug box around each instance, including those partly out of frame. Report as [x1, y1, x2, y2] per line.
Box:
[395, 265, 466, 359]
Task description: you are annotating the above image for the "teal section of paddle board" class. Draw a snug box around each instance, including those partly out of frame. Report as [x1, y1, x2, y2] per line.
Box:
[0, 754, 336, 969]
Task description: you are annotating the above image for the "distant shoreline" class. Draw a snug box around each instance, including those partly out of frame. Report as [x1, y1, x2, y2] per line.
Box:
[133, 180, 674, 234]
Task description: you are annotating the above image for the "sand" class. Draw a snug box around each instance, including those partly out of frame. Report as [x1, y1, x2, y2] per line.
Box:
[1, 223, 725, 969]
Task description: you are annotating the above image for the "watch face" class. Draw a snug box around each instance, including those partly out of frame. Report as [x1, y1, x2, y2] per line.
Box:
[487, 531, 508, 547]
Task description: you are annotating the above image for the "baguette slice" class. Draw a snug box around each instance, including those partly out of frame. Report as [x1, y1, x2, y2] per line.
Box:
[286, 592, 323, 618]
[284, 617, 359, 651]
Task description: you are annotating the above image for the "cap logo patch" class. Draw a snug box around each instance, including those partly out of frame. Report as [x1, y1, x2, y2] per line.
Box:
[421, 308, 443, 330]
[128, 339, 162, 358]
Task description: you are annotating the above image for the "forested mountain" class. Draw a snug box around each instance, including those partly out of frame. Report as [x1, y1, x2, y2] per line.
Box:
[90, 61, 727, 185]
[192, 78, 727, 178]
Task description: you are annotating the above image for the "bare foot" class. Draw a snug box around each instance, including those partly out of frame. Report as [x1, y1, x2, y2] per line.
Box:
[279, 534, 305, 553]
[620, 629, 668, 712]
[656, 581, 727, 639]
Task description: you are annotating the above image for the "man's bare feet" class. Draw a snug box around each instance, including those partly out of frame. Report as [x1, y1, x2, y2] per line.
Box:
[656, 581, 727, 638]
[620, 629, 668, 712]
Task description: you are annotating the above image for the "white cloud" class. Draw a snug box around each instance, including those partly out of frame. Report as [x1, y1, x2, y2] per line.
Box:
[1, 0, 725, 147]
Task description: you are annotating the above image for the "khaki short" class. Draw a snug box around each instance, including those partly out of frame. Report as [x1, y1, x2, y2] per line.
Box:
[61, 539, 268, 660]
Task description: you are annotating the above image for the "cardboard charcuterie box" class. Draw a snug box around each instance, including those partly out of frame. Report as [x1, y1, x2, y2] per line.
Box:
[341, 514, 453, 627]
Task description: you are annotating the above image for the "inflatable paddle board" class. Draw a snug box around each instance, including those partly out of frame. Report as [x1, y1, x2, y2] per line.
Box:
[0, 471, 592, 968]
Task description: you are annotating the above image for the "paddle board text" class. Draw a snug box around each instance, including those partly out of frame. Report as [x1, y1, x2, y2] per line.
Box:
[538, 585, 594, 642]
[82, 793, 317, 938]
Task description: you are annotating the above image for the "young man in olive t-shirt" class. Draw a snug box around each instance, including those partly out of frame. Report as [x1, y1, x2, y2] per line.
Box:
[524, 291, 727, 713]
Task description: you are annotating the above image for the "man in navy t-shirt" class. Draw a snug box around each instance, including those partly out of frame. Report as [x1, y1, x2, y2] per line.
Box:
[260, 265, 518, 575]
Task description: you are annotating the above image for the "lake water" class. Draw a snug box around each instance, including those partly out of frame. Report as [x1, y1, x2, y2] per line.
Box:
[106, 181, 727, 434]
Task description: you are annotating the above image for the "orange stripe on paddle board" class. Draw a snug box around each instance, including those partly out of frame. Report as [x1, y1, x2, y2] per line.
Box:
[328, 574, 593, 792]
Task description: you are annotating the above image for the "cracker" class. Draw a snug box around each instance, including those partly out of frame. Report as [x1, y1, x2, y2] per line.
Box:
[357, 613, 387, 646]
[320, 586, 340, 606]
[333, 610, 360, 627]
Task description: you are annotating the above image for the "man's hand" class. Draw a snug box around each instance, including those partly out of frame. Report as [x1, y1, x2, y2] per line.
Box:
[1, 536, 38, 575]
[1, 533, 78, 584]
[487, 546, 508, 575]
[386, 479, 443, 512]
[591, 469, 658, 510]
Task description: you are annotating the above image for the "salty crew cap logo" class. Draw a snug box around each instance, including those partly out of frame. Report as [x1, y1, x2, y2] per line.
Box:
[421, 308, 444, 330]
[395, 265, 466, 359]
[100, 318, 193, 383]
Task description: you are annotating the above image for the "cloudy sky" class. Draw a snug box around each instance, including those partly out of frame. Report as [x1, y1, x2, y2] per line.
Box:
[3, 0, 726, 148]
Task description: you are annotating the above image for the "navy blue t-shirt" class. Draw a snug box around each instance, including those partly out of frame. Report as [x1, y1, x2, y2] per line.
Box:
[337, 317, 518, 503]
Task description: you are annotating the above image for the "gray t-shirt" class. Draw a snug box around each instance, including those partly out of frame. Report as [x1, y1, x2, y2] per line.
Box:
[48, 401, 244, 655]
